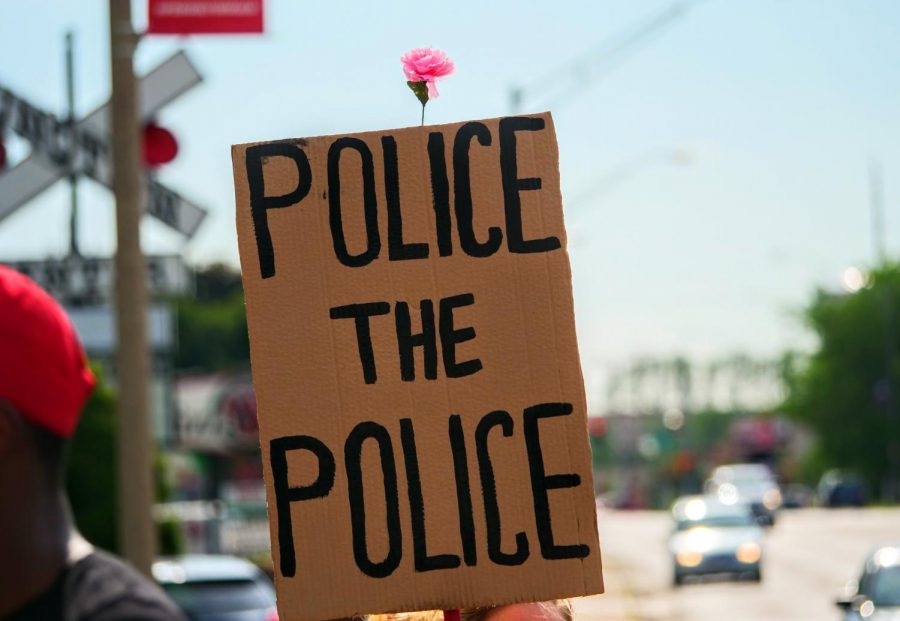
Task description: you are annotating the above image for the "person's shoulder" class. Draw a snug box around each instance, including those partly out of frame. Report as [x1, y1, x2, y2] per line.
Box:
[63, 551, 186, 621]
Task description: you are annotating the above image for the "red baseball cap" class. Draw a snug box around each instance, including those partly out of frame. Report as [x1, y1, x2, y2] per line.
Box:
[0, 265, 96, 438]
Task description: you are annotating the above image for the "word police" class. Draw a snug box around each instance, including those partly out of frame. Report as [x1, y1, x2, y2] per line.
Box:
[270, 402, 590, 579]
[246, 117, 562, 279]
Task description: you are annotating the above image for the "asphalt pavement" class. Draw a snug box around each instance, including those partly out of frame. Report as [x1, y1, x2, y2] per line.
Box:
[572, 507, 900, 621]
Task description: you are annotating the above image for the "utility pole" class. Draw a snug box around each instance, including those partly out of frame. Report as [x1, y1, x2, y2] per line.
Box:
[870, 158, 887, 263]
[870, 157, 898, 501]
[65, 32, 80, 257]
[109, 0, 155, 575]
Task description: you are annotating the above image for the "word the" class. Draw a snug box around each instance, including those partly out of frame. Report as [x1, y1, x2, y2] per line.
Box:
[329, 292, 482, 384]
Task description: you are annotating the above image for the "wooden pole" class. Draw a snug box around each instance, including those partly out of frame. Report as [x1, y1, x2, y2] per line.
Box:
[109, 0, 155, 575]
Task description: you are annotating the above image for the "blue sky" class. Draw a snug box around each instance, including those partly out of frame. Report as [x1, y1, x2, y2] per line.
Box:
[1, 0, 898, 411]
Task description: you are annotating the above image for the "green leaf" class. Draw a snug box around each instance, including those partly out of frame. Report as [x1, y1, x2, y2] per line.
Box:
[407, 80, 429, 106]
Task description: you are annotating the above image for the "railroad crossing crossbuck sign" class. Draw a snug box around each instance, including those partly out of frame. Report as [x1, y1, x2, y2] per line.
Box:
[4, 254, 192, 305]
[0, 50, 206, 237]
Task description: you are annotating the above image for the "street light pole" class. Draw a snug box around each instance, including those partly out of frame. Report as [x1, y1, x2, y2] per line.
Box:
[108, 0, 156, 575]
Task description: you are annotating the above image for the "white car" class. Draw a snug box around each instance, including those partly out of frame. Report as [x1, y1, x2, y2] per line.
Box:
[669, 495, 765, 586]
[706, 463, 782, 526]
[153, 555, 278, 621]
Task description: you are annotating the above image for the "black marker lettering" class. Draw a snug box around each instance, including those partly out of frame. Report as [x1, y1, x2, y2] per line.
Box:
[246, 143, 312, 278]
[475, 410, 529, 566]
[428, 132, 453, 257]
[270, 435, 336, 578]
[395, 300, 438, 381]
[523, 402, 590, 560]
[439, 293, 482, 378]
[449, 414, 477, 566]
[328, 137, 380, 267]
[383, 135, 429, 261]
[400, 418, 461, 572]
[345, 422, 402, 578]
[453, 122, 502, 257]
[329, 302, 391, 384]
[499, 117, 561, 254]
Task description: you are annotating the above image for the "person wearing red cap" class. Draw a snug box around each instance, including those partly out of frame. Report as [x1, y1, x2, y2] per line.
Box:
[0, 266, 185, 621]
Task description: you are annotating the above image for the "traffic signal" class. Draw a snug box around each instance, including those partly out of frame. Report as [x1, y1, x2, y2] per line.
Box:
[142, 122, 178, 167]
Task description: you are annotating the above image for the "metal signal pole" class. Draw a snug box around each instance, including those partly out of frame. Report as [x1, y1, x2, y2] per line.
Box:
[65, 32, 80, 257]
[109, 0, 156, 575]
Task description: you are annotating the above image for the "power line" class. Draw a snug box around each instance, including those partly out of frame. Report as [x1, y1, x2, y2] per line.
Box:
[510, 1, 703, 114]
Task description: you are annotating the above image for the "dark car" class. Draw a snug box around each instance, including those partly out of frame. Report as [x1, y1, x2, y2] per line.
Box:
[819, 470, 867, 508]
[836, 543, 900, 620]
[153, 555, 278, 621]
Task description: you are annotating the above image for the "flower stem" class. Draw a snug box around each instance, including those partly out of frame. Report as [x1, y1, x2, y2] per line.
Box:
[421, 103, 425, 126]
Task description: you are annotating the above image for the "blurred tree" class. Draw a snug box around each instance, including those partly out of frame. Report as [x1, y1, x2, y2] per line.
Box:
[681, 409, 739, 457]
[67, 365, 118, 552]
[194, 262, 243, 302]
[156, 452, 184, 555]
[67, 366, 184, 554]
[175, 263, 249, 371]
[782, 263, 900, 500]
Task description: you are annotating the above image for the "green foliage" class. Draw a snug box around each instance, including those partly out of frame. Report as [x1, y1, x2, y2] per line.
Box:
[175, 264, 249, 372]
[783, 263, 900, 499]
[155, 452, 184, 555]
[67, 365, 118, 552]
[679, 409, 739, 454]
[407, 80, 429, 106]
[67, 265, 250, 553]
[590, 435, 613, 468]
[158, 516, 184, 556]
[193, 262, 244, 302]
[67, 366, 185, 555]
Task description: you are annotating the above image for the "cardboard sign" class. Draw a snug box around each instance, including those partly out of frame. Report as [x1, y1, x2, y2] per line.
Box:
[233, 113, 603, 621]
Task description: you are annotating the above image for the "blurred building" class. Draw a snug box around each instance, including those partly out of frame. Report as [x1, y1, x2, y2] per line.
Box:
[162, 371, 269, 558]
[589, 410, 811, 510]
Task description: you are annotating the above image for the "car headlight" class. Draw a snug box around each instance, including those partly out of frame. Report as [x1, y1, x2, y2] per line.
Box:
[762, 488, 782, 511]
[736, 542, 761, 564]
[676, 550, 704, 567]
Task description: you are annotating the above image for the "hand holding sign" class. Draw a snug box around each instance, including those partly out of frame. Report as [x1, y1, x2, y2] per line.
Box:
[233, 113, 603, 621]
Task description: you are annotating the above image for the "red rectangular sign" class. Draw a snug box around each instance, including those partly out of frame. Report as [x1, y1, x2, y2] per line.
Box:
[148, 0, 263, 34]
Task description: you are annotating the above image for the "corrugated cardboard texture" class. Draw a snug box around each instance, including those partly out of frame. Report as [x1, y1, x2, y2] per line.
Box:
[233, 113, 603, 621]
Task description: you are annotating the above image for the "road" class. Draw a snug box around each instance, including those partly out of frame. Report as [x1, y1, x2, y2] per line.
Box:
[573, 507, 900, 621]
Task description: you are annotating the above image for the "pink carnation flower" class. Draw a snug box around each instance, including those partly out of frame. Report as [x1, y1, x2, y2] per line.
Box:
[401, 47, 455, 99]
